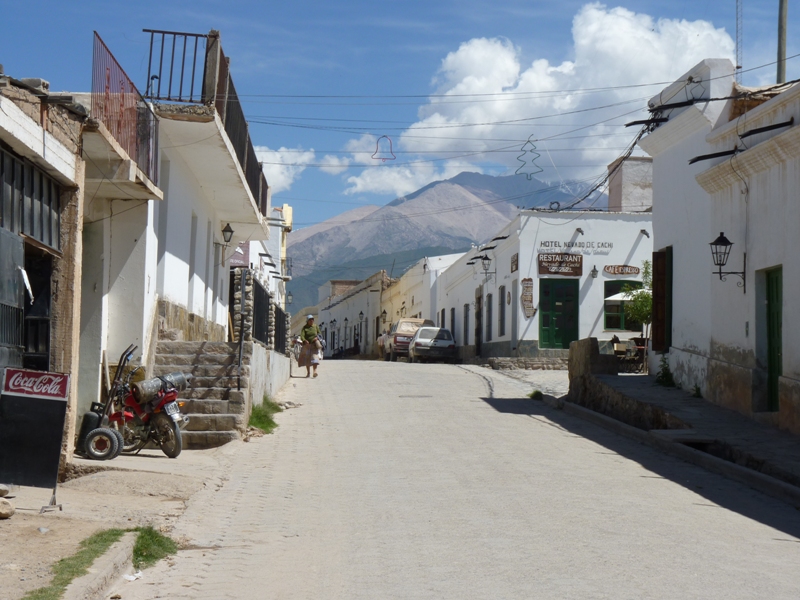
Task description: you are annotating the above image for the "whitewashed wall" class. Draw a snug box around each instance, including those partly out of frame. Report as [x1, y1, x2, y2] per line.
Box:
[156, 148, 230, 328]
[638, 59, 736, 388]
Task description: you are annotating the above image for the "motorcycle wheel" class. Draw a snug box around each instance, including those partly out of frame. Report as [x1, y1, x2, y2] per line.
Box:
[84, 428, 120, 460]
[120, 422, 148, 454]
[153, 413, 182, 459]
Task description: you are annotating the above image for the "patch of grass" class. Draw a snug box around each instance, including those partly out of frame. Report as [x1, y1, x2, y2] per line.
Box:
[654, 355, 676, 387]
[133, 526, 178, 570]
[249, 395, 284, 434]
[692, 384, 703, 398]
[527, 390, 543, 400]
[22, 528, 126, 600]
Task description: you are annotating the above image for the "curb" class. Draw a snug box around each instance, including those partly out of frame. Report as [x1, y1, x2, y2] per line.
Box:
[541, 395, 800, 509]
[63, 531, 136, 600]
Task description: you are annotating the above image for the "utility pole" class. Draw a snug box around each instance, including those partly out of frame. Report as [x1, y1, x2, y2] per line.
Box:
[778, 0, 788, 83]
[736, 0, 743, 83]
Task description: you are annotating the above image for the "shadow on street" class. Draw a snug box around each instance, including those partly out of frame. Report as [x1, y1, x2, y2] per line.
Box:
[481, 395, 800, 540]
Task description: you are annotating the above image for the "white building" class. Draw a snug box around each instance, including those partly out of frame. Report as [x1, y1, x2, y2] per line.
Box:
[435, 209, 653, 359]
[641, 57, 800, 433]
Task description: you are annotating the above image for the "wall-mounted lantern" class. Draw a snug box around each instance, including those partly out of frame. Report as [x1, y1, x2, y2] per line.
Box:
[709, 232, 745, 292]
[331, 319, 337, 329]
[381, 309, 387, 323]
[221, 223, 234, 244]
[590, 265, 599, 279]
[358, 311, 364, 322]
[286, 291, 293, 305]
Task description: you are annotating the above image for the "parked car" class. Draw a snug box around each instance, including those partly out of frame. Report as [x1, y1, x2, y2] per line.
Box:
[384, 318, 435, 361]
[408, 327, 457, 363]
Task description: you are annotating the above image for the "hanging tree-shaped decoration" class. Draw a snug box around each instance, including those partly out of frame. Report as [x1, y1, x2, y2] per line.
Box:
[515, 135, 543, 180]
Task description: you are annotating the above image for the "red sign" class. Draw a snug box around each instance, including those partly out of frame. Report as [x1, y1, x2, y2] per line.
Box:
[1, 369, 70, 401]
[604, 265, 640, 276]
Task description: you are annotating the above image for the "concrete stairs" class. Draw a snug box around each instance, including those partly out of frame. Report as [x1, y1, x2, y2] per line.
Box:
[153, 341, 251, 449]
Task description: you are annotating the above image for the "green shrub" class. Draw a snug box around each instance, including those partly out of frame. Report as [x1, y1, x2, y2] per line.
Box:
[527, 390, 543, 400]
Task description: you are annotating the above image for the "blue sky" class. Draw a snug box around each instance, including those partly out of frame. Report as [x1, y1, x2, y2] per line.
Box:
[3, 1, 797, 228]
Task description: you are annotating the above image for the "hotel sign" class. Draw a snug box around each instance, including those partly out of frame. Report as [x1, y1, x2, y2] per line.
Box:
[604, 265, 640, 276]
[538, 253, 583, 276]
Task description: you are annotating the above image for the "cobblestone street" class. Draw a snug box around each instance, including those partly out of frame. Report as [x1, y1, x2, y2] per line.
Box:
[112, 362, 800, 599]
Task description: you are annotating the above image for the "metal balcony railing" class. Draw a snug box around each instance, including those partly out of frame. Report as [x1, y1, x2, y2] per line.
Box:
[143, 29, 268, 216]
[92, 32, 159, 183]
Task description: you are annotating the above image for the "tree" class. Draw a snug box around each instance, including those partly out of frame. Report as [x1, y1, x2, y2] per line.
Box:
[622, 260, 652, 373]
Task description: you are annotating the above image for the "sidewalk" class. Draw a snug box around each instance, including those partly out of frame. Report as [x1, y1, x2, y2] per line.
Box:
[556, 372, 800, 507]
[1, 444, 237, 600]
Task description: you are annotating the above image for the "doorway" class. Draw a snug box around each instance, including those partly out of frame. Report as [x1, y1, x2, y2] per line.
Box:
[539, 279, 579, 349]
[766, 268, 783, 412]
[511, 279, 518, 352]
[474, 286, 483, 356]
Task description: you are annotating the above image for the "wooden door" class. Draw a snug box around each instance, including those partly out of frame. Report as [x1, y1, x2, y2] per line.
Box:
[767, 268, 783, 411]
[539, 279, 579, 349]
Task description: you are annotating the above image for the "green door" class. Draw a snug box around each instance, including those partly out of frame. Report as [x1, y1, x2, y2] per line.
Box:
[539, 279, 579, 349]
[767, 268, 783, 411]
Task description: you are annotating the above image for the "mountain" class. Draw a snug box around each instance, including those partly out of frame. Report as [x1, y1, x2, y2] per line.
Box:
[286, 172, 575, 309]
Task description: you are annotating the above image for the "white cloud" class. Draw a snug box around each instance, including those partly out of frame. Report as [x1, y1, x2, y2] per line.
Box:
[319, 154, 351, 175]
[254, 146, 315, 193]
[341, 3, 735, 196]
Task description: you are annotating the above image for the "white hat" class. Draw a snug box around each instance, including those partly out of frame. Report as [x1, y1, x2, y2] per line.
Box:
[306, 314, 314, 319]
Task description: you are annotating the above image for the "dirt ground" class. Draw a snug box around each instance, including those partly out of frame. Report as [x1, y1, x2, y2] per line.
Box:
[0, 445, 236, 600]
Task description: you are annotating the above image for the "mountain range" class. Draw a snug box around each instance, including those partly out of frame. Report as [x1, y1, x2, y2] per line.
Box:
[286, 172, 582, 310]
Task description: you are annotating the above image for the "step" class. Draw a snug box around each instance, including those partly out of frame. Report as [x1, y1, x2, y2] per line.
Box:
[153, 364, 250, 378]
[185, 413, 245, 432]
[155, 353, 248, 367]
[182, 430, 240, 450]
[181, 399, 234, 415]
[156, 341, 250, 356]
[182, 387, 245, 403]
[187, 375, 249, 389]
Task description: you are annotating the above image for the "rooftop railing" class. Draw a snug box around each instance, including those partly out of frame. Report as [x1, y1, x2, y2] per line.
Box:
[143, 29, 268, 215]
[92, 32, 159, 183]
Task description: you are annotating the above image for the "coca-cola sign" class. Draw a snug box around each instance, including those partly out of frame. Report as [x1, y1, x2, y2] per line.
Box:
[2, 369, 70, 401]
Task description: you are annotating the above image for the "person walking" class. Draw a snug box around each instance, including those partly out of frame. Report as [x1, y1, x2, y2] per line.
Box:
[298, 315, 322, 378]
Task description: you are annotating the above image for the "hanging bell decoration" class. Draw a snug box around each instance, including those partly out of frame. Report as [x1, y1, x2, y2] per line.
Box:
[371, 135, 396, 162]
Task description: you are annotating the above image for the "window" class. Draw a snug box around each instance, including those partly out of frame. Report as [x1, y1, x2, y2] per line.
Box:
[441, 308, 445, 329]
[463, 304, 470, 345]
[604, 280, 642, 331]
[498, 285, 506, 337]
[486, 293, 493, 341]
[450, 307, 456, 341]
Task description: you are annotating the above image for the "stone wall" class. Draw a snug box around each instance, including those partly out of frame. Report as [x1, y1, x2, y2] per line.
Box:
[231, 268, 254, 343]
[51, 162, 85, 472]
[157, 299, 226, 343]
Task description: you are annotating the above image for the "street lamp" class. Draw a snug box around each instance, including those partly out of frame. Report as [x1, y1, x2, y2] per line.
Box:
[709, 232, 745, 292]
[590, 265, 599, 278]
[381, 309, 387, 323]
[358, 311, 364, 322]
[286, 291, 293, 305]
[331, 318, 336, 329]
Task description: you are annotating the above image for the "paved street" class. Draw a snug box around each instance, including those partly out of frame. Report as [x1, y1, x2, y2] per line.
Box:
[114, 362, 800, 599]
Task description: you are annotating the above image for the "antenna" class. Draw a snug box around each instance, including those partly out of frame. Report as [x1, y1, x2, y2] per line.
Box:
[736, 0, 743, 83]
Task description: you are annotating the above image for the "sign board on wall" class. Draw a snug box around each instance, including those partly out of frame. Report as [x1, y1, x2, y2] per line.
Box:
[521, 278, 535, 318]
[604, 265, 640, 276]
[0, 368, 70, 489]
[538, 253, 583, 276]
[229, 242, 250, 268]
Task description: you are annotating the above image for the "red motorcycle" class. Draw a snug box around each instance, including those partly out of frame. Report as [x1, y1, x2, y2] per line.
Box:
[105, 345, 190, 458]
